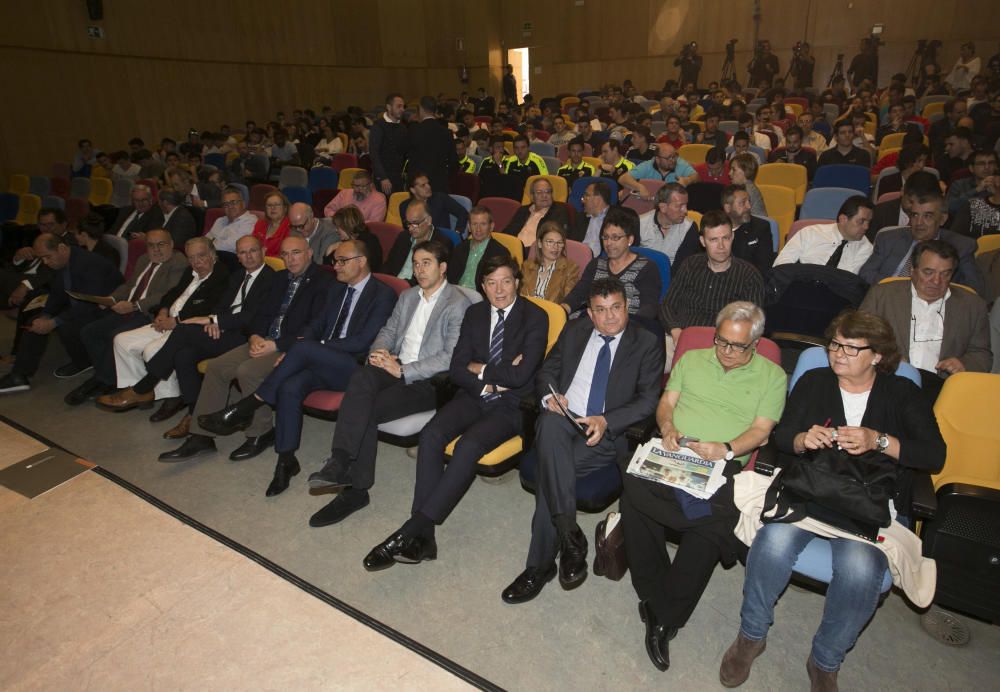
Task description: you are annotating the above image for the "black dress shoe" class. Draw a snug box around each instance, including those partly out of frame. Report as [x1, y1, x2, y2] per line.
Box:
[229, 429, 275, 461]
[64, 377, 103, 406]
[149, 397, 186, 422]
[307, 454, 352, 490]
[559, 525, 588, 589]
[393, 534, 437, 564]
[363, 532, 408, 571]
[501, 564, 557, 604]
[308, 489, 370, 527]
[197, 403, 254, 436]
[638, 600, 678, 672]
[0, 371, 31, 394]
[158, 435, 217, 462]
[265, 457, 300, 497]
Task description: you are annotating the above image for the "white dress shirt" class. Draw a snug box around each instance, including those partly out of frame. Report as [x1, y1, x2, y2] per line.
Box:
[229, 264, 266, 314]
[773, 222, 873, 274]
[206, 211, 257, 253]
[168, 271, 211, 317]
[909, 284, 948, 372]
[562, 327, 624, 415]
[583, 207, 609, 256]
[398, 281, 446, 364]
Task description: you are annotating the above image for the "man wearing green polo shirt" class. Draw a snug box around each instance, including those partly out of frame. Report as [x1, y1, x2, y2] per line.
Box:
[447, 206, 510, 289]
[620, 301, 786, 672]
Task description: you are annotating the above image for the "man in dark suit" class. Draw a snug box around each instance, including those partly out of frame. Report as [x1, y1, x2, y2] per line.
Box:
[95, 237, 230, 411]
[504, 177, 571, 243]
[860, 187, 984, 296]
[0, 234, 123, 393]
[109, 185, 165, 239]
[158, 235, 332, 461]
[569, 180, 612, 255]
[68, 230, 190, 405]
[197, 240, 397, 496]
[305, 240, 475, 528]
[398, 171, 469, 236]
[861, 239, 992, 399]
[502, 277, 663, 604]
[385, 199, 451, 284]
[363, 255, 548, 570]
[406, 96, 458, 195]
[158, 190, 198, 249]
[447, 206, 510, 288]
[105, 235, 276, 431]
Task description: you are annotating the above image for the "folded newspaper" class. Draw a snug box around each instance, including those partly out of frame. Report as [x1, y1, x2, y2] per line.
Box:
[626, 438, 727, 500]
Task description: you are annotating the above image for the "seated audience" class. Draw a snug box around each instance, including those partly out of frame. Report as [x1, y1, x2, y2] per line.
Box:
[774, 196, 874, 273]
[728, 153, 768, 217]
[386, 199, 452, 284]
[768, 126, 817, 180]
[597, 139, 635, 182]
[695, 146, 731, 185]
[158, 190, 198, 248]
[73, 213, 121, 268]
[627, 126, 657, 163]
[288, 202, 340, 263]
[817, 120, 872, 169]
[798, 111, 828, 154]
[638, 183, 697, 265]
[110, 185, 165, 239]
[950, 164, 1000, 238]
[206, 186, 257, 255]
[253, 190, 291, 257]
[569, 180, 611, 256]
[505, 177, 570, 251]
[619, 144, 699, 196]
[947, 149, 997, 216]
[876, 142, 928, 199]
[520, 222, 581, 304]
[322, 170, 387, 223]
[448, 206, 510, 289]
[868, 170, 939, 241]
[557, 137, 596, 187]
[0, 208, 74, 309]
[399, 171, 469, 237]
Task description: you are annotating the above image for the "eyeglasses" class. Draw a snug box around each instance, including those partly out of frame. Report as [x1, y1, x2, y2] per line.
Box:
[601, 234, 627, 242]
[826, 340, 874, 357]
[405, 218, 429, 228]
[288, 223, 307, 230]
[331, 255, 362, 266]
[714, 335, 754, 353]
[541, 239, 565, 247]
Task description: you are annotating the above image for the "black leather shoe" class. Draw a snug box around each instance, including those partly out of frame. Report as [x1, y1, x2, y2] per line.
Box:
[559, 525, 588, 589]
[308, 489, 370, 527]
[149, 397, 186, 422]
[158, 435, 217, 462]
[363, 532, 407, 571]
[638, 600, 678, 672]
[393, 534, 437, 564]
[265, 457, 300, 497]
[501, 564, 557, 604]
[64, 377, 106, 406]
[197, 403, 254, 436]
[307, 454, 352, 490]
[229, 429, 275, 461]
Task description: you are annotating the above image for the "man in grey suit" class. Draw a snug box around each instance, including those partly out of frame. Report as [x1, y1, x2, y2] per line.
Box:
[859, 187, 984, 297]
[860, 239, 992, 399]
[306, 239, 475, 527]
[502, 277, 664, 605]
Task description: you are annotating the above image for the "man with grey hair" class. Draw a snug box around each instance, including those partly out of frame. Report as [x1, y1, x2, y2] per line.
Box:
[288, 202, 339, 262]
[620, 300, 786, 671]
[638, 183, 697, 264]
[206, 187, 257, 254]
[110, 184, 165, 239]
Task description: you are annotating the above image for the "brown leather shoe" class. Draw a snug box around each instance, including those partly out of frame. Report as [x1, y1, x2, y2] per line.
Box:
[96, 387, 155, 412]
[720, 633, 767, 687]
[806, 654, 839, 692]
[163, 414, 192, 439]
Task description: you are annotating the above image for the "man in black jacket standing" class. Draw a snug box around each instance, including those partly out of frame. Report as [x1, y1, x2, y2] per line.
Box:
[407, 96, 457, 195]
[370, 93, 409, 196]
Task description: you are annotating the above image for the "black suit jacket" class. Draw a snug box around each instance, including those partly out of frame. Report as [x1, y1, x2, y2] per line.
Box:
[505, 203, 571, 236]
[301, 275, 398, 358]
[155, 264, 230, 320]
[163, 206, 198, 248]
[450, 297, 549, 405]
[536, 318, 663, 448]
[109, 205, 165, 238]
[214, 264, 277, 335]
[407, 118, 458, 194]
[446, 237, 510, 285]
[384, 228, 449, 284]
[867, 197, 903, 242]
[673, 216, 775, 275]
[248, 263, 333, 351]
[568, 212, 591, 244]
[43, 245, 123, 317]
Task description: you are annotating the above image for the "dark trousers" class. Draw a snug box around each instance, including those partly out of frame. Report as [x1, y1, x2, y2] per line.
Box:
[81, 311, 151, 385]
[331, 364, 436, 490]
[146, 323, 246, 405]
[255, 340, 360, 454]
[413, 392, 522, 523]
[15, 303, 103, 377]
[620, 472, 733, 629]
[527, 412, 619, 568]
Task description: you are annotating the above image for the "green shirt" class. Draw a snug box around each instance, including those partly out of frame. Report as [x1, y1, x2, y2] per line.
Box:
[459, 239, 489, 289]
[667, 347, 787, 464]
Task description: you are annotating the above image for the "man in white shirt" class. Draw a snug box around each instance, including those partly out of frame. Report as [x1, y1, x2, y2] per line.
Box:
[798, 112, 828, 154]
[206, 187, 257, 254]
[638, 183, 696, 264]
[774, 196, 874, 274]
[304, 239, 475, 528]
[945, 42, 981, 92]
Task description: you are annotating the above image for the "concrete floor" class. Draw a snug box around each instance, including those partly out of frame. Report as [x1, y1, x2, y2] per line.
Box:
[1, 327, 998, 690]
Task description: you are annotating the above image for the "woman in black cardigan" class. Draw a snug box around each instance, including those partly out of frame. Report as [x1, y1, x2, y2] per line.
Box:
[720, 310, 945, 690]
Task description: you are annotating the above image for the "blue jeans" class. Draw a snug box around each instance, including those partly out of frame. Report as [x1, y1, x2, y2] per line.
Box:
[738, 522, 888, 672]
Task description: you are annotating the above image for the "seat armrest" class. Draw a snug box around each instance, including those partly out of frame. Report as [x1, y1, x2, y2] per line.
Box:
[625, 414, 657, 449]
[909, 471, 937, 520]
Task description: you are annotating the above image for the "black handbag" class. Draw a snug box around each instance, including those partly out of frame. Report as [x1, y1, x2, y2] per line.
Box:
[761, 446, 900, 541]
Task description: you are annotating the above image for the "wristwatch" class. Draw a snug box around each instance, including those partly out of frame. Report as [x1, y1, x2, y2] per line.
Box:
[875, 432, 890, 452]
[723, 442, 735, 461]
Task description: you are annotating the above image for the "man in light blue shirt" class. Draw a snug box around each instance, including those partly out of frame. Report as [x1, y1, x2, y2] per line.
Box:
[617, 144, 699, 201]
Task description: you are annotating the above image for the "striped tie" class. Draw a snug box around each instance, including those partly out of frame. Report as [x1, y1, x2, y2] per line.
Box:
[483, 308, 505, 401]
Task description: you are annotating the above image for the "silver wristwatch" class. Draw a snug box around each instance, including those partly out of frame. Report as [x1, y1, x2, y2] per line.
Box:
[875, 432, 890, 452]
[723, 442, 735, 461]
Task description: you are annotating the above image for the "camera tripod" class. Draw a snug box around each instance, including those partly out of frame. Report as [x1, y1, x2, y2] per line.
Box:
[721, 41, 737, 83]
[827, 54, 845, 87]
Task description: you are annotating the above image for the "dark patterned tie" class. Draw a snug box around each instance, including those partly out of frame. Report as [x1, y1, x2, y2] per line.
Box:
[327, 286, 355, 341]
[586, 335, 614, 417]
[483, 308, 505, 401]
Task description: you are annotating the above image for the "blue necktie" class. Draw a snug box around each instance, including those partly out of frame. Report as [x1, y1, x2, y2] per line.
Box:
[586, 335, 614, 417]
[483, 308, 505, 401]
[327, 286, 354, 341]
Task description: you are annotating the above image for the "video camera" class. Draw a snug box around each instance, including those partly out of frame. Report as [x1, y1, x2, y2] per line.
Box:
[681, 41, 698, 57]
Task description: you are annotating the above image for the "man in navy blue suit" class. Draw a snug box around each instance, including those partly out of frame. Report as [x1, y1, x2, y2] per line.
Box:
[0, 234, 122, 393]
[197, 239, 398, 496]
[363, 255, 549, 570]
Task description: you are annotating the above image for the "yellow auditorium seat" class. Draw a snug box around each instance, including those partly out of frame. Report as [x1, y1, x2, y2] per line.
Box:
[491, 232, 524, 266]
[520, 175, 568, 205]
[757, 163, 808, 205]
[385, 192, 411, 227]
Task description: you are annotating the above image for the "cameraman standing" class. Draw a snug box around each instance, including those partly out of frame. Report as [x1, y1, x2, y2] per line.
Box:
[792, 42, 815, 90]
[748, 40, 780, 89]
[674, 42, 703, 89]
[848, 38, 878, 87]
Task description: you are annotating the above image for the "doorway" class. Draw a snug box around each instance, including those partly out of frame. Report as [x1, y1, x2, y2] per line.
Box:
[507, 47, 530, 104]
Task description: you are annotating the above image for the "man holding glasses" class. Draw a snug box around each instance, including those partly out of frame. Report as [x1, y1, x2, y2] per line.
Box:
[322, 170, 387, 223]
[621, 301, 786, 671]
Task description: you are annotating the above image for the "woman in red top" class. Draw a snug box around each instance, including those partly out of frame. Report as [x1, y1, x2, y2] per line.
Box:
[253, 191, 290, 257]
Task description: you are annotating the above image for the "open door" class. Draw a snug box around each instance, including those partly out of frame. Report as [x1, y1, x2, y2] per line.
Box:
[507, 47, 531, 104]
